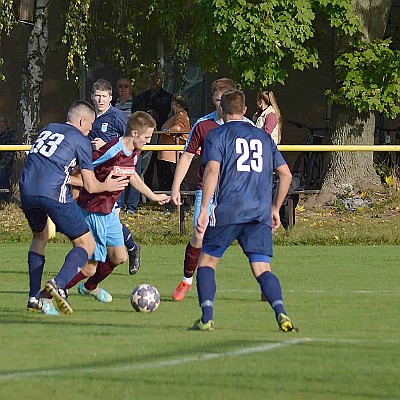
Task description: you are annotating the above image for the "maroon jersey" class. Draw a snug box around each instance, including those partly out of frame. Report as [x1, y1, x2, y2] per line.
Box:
[184, 111, 222, 190]
[78, 137, 140, 214]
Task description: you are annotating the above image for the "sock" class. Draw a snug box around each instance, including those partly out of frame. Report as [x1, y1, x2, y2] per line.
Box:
[54, 247, 88, 289]
[196, 266, 216, 324]
[184, 243, 202, 279]
[28, 251, 45, 298]
[84, 257, 116, 291]
[66, 271, 88, 290]
[256, 271, 286, 318]
[40, 288, 52, 299]
[122, 224, 136, 252]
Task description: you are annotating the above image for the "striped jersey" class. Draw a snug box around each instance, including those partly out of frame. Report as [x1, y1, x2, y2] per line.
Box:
[202, 120, 286, 227]
[19, 122, 93, 203]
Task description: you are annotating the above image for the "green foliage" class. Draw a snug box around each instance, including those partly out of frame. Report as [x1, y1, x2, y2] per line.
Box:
[327, 39, 400, 119]
[0, 0, 17, 81]
[62, 0, 92, 82]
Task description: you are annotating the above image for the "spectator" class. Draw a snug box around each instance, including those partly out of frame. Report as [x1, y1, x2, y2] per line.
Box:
[113, 77, 142, 215]
[0, 114, 16, 197]
[113, 78, 136, 118]
[134, 72, 173, 189]
[157, 94, 190, 213]
[252, 89, 282, 144]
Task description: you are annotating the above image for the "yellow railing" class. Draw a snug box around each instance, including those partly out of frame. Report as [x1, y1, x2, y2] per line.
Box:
[1, 145, 400, 152]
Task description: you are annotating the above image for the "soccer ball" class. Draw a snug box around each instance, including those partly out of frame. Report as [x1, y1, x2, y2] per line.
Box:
[130, 283, 160, 313]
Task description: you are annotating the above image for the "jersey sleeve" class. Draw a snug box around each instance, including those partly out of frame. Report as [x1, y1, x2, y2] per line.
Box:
[76, 137, 94, 171]
[184, 123, 202, 154]
[202, 130, 223, 165]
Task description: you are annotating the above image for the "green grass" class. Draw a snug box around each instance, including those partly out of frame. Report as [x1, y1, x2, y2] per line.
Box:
[0, 244, 399, 399]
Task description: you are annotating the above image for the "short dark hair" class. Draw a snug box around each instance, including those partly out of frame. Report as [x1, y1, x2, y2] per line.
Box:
[126, 111, 157, 135]
[221, 89, 246, 115]
[172, 93, 188, 112]
[67, 100, 96, 121]
[211, 78, 236, 96]
[92, 79, 113, 95]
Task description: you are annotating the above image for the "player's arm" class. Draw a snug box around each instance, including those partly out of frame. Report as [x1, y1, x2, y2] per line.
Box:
[129, 170, 170, 205]
[170, 151, 195, 206]
[196, 160, 220, 234]
[271, 163, 292, 232]
[80, 169, 129, 194]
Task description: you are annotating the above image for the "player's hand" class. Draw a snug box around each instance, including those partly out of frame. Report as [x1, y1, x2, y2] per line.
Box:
[91, 138, 106, 150]
[104, 172, 129, 192]
[196, 209, 209, 234]
[271, 206, 281, 233]
[152, 193, 170, 205]
[171, 187, 182, 206]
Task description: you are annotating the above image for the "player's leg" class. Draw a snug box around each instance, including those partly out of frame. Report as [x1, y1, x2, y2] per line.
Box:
[239, 222, 298, 332]
[115, 200, 140, 275]
[44, 201, 95, 315]
[172, 190, 212, 301]
[189, 225, 236, 331]
[20, 201, 58, 314]
[78, 209, 125, 302]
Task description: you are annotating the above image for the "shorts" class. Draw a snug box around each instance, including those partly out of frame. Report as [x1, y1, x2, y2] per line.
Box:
[193, 190, 214, 227]
[21, 195, 89, 240]
[80, 207, 124, 262]
[202, 221, 272, 263]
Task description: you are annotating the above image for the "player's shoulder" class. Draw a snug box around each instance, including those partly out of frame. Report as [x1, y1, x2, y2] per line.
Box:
[110, 105, 128, 121]
[192, 111, 218, 130]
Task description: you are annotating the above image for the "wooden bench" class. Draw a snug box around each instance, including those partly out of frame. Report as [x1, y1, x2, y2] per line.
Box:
[287, 189, 320, 229]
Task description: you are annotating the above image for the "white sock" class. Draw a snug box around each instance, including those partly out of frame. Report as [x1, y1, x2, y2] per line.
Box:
[182, 276, 193, 285]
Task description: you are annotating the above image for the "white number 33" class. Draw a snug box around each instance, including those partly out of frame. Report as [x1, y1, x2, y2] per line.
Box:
[236, 138, 263, 173]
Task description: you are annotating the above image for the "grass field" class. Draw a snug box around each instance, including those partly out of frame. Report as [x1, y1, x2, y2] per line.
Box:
[0, 243, 399, 400]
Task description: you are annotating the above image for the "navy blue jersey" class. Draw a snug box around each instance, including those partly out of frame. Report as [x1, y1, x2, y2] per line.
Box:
[89, 106, 128, 142]
[20, 122, 94, 203]
[202, 120, 286, 227]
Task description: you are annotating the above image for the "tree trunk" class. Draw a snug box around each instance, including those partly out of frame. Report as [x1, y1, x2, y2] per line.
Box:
[319, 107, 380, 202]
[10, 0, 49, 201]
[319, 0, 393, 203]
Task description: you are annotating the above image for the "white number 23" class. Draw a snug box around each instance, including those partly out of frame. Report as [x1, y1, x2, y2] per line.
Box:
[236, 138, 263, 173]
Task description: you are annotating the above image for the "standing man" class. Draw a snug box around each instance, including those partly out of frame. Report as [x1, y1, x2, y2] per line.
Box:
[171, 78, 243, 301]
[134, 72, 173, 190]
[113, 77, 136, 118]
[20, 101, 128, 315]
[191, 89, 297, 332]
[90, 79, 141, 275]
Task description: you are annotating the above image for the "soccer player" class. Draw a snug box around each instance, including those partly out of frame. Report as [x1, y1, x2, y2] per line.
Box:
[190, 89, 298, 332]
[66, 111, 169, 302]
[170, 78, 253, 301]
[20, 101, 128, 315]
[90, 79, 141, 275]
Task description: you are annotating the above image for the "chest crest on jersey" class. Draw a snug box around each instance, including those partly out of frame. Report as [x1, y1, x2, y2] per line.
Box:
[101, 123, 108, 132]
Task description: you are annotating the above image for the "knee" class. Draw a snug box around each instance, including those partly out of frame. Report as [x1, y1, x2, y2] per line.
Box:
[81, 262, 97, 277]
[110, 252, 127, 266]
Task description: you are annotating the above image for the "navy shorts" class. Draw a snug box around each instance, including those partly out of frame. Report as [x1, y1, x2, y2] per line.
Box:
[21, 195, 89, 240]
[202, 221, 272, 262]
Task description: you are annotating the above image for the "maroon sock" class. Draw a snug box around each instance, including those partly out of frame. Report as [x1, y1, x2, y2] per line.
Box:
[40, 289, 52, 299]
[183, 243, 202, 278]
[66, 271, 88, 290]
[84, 257, 116, 291]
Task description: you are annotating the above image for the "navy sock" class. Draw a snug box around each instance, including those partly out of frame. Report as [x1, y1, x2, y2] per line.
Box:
[122, 224, 136, 252]
[28, 251, 45, 298]
[55, 247, 88, 288]
[196, 267, 216, 324]
[256, 271, 286, 318]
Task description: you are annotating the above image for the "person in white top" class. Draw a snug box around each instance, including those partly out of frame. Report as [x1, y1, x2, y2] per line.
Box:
[252, 89, 282, 145]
